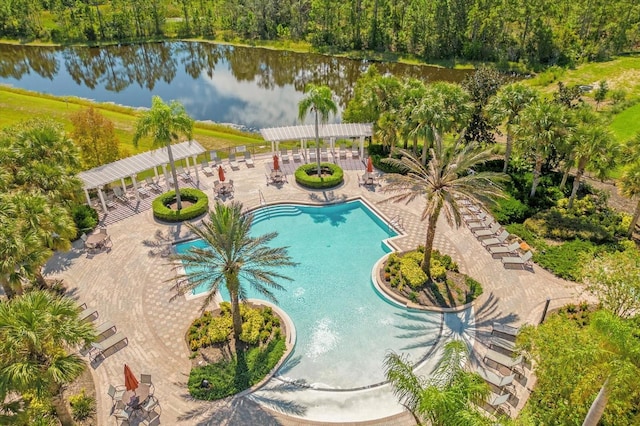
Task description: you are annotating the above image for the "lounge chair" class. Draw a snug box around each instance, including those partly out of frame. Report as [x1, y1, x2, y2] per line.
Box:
[244, 151, 254, 167]
[482, 230, 510, 247]
[488, 241, 521, 256]
[463, 211, 487, 223]
[491, 335, 516, 352]
[89, 331, 127, 361]
[339, 144, 347, 159]
[209, 150, 220, 167]
[351, 142, 360, 158]
[137, 185, 149, 198]
[280, 148, 290, 162]
[228, 153, 239, 169]
[94, 320, 116, 340]
[473, 222, 502, 238]
[292, 147, 302, 162]
[502, 250, 533, 268]
[176, 166, 192, 182]
[468, 216, 495, 230]
[145, 177, 162, 192]
[320, 146, 329, 161]
[309, 148, 317, 162]
[201, 159, 214, 176]
[112, 187, 129, 204]
[477, 367, 515, 388]
[487, 392, 511, 415]
[492, 322, 519, 338]
[484, 348, 523, 370]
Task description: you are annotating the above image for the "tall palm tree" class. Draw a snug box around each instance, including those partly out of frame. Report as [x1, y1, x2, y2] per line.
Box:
[382, 142, 507, 277]
[515, 100, 568, 197]
[384, 340, 491, 425]
[133, 96, 194, 210]
[619, 160, 640, 237]
[171, 202, 297, 344]
[487, 84, 538, 173]
[298, 84, 337, 176]
[0, 291, 95, 401]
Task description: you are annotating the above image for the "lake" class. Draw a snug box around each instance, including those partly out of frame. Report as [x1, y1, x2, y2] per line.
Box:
[0, 41, 472, 130]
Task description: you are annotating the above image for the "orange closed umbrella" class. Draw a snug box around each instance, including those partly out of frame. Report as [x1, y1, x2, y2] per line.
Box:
[218, 165, 225, 182]
[124, 364, 139, 392]
[366, 157, 373, 173]
[273, 154, 279, 171]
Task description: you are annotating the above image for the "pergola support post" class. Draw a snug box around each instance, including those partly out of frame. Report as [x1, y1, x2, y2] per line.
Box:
[131, 175, 141, 201]
[97, 186, 108, 212]
[84, 188, 92, 207]
[192, 155, 199, 183]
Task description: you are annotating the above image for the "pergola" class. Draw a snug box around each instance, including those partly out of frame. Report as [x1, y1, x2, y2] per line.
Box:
[78, 140, 206, 212]
[260, 123, 373, 159]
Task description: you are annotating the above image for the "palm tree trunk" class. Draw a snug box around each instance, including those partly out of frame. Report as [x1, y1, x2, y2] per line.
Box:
[629, 199, 640, 237]
[568, 156, 588, 209]
[582, 378, 609, 426]
[530, 157, 543, 198]
[230, 289, 243, 344]
[421, 204, 442, 277]
[560, 153, 575, 190]
[1, 274, 16, 299]
[166, 142, 183, 210]
[315, 109, 321, 176]
[503, 130, 513, 173]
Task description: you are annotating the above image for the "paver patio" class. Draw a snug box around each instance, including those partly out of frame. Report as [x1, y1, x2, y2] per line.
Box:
[44, 153, 588, 425]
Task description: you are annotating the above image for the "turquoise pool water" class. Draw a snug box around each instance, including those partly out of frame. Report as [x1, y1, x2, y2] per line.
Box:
[175, 201, 441, 389]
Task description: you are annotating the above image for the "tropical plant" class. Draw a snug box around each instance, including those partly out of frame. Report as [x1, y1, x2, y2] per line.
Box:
[381, 143, 507, 277]
[461, 65, 505, 145]
[384, 340, 491, 425]
[619, 154, 640, 237]
[0, 291, 95, 410]
[297, 84, 337, 177]
[171, 201, 297, 344]
[487, 83, 538, 172]
[133, 96, 194, 210]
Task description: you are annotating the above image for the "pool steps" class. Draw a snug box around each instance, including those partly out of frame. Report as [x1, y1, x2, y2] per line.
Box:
[250, 205, 303, 225]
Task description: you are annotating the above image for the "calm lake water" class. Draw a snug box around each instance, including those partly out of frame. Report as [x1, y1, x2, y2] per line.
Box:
[0, 42, 472, 129]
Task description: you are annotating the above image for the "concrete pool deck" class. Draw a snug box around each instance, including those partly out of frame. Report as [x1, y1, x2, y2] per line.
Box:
[44, 153, 588, 425]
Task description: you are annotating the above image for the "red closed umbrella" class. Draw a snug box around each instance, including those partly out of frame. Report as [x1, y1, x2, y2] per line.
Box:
[218, 165, 225, 182]
[366, 157, 373, 173]
[273, 154, 279, 171]
[124, 364, 139, 392]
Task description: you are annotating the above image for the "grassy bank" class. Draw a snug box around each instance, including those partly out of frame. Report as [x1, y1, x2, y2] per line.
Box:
[0, 85, 262, 157]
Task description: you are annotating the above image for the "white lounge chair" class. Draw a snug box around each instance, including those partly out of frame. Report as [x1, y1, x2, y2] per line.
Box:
[79, 306, 98, 322]
[244, 151, 254, 167]
[112, 187, 129, 204]
[482, 230, 510, 247]
[492, 322, 519, 338]
[488, 241, 521, 256]
[94, 320, 116, 339]
[473, 222, 502, 238]
[468, 216, 495, 230]
[463, 211, 487, 223]
[209, 150, 220, 167]
[176, 166, 192, 182]
[484, 348, 523, 370]
[502, 250, 533, 268]
[309, 148, 317, 162]
[339, 144, 347, 159]
[487, 392, 511, 415]
[201, 159, 214, 176]
[145, 177, 162, 192]
[477, 367, 515, 388]
[280, 148, 290, 162]
[320, 146, 329, 161]
[292, 147, 302, 162]
[491, 335, 516, 352]
[351, 142, 360, 158]
[89, 331, 128, 361]
[228, 153, 239, 169]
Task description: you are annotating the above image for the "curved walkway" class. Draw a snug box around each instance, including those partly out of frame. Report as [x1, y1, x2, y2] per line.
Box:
[44, 154, 587, 425]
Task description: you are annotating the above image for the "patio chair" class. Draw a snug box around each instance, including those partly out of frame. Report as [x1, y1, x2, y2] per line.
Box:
[488, 241, 521, 256]
[140, 374, 155, 395]
[481, 230, 510, 247]
[339, 143, 347, 159]
[112, 404, 130, 422]
[213, 181, 222, 196]
[176, 166, 192, 182]
[309, 147, 317, 162]
[473, 222, 502, 238]
[280, 148, 290, 162]
[320, 146, 329, 161]
[89, 332, 128, 362]
[201, 159, 214, 176]
[209, 150, 220, 166]
[112, 187, 129, 204]
[107, 384, 125, 406]
[351, 142, 360, 158]
[140, 395, 161, 420]
[244, 151, 254, 167]
[228, 153, 239, 169]
[292, 147, 302, 162]
[145, 177, 162, 192]
[502, 250, 533, 268]
[227, 179, 235, 194]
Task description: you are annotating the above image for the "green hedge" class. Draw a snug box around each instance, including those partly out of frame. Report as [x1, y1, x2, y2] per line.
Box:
[152, 188, 209, 222]
[294, 162, 343, 189]
[71, 204, 99, 239]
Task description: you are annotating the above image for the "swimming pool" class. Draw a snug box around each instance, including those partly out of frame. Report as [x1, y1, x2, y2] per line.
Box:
[175, 200, 442, 389]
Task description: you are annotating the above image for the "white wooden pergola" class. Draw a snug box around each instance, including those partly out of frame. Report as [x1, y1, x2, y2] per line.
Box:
[78, 141, 206, 212]
[260, 123, 373, 159]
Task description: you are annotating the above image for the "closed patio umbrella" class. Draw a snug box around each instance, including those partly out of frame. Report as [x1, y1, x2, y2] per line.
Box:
[218, 165, 225, 182]
[124, 364, 139, 392]
[273, 154, 279, 171]
[366, 157, 373, 173]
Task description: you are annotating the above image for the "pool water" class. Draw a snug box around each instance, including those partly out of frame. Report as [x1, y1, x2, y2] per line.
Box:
[175, 201, 441, 389]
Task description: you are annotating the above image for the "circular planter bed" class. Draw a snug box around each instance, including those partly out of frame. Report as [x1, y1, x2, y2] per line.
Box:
[152, 188, 209, 222]
[295, 162, 343, 189]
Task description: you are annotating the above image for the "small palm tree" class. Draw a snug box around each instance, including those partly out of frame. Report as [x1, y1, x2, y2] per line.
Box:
[382, 142, 507, 277]
[384, 340, 491, 425]
[171, 202, 297, 344]
[298, 84, 337, 176]
[619, 160, 640, 237]
[0, 291, 95, 400]
[133, 96, 194, 210]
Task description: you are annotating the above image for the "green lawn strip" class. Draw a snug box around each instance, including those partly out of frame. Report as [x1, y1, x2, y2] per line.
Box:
[187, 337, 286, 400]
[610, 102, 640, 143]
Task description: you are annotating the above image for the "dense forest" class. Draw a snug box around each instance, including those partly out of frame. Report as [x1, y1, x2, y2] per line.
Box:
[0, 0, 638, 68]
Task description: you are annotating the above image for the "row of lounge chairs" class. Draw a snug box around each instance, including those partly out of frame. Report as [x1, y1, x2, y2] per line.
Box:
[78, 303, 128, 362]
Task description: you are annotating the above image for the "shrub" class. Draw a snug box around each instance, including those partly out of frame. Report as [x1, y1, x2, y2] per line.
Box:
[294, 163, 344, 189]
[429, 259, 447, 281]
[534, 239, 597, 281]
[400, 256, 427, 289]
[431, 249, 459, 272]
[465, 277, 484, 301]
[152, 188, 209, 222]
[491, 196, 530, 224]
[71, 204, 99, 239]
[69, 389, 96, 421]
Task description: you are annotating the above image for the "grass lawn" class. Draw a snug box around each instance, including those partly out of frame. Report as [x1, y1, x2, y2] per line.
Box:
[610, 102, 640, 143]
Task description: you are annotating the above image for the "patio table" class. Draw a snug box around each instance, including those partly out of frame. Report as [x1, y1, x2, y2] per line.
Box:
[121, 383, 151, 410]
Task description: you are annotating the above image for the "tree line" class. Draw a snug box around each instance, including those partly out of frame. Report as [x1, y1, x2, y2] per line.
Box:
[1, 0, 638, 67]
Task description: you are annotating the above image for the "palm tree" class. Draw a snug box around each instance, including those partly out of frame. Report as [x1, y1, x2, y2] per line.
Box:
[298, 84, 337, 176]
[619, 160, 640, 237]
[381, 142, 507, 277]
[171, 201, 297, 344]
[487, 84, 538, 173]
[384, 340, 491, 425]
[515, 100, 568, 197]
[133, 96, 194, 210]
[0, 291, 95, 401]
